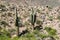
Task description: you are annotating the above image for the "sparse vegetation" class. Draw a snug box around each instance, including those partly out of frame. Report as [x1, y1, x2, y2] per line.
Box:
[48, 16, 53, 21]
[45, 27, 57, 36]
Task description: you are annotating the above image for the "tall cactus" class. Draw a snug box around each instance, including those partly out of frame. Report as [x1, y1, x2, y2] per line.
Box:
[15, 8, 21, 37]
[30, 8, 36, 29]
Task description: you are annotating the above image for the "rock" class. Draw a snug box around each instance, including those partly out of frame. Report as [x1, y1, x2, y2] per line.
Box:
[18, 29, 28, 36]
[34, 25, 43, 30]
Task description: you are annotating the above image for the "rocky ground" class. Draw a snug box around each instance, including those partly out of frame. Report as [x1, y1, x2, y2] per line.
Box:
[1, 0, 60, 7]
[0, 0, 60, 40]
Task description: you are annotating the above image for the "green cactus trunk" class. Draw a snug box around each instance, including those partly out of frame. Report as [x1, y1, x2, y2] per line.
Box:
[15, 8, 20, 37]
[30, 8, 36, 30]
[31, 13, 36, 27]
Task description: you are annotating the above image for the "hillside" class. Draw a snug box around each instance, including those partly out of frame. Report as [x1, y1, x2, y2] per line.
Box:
[0, 0, 60, 40]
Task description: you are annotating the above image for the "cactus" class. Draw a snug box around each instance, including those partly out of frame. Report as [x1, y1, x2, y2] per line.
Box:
[15, 8, 19, 27]
[15, 8, 22, 37]
[30, 8, 36, 29]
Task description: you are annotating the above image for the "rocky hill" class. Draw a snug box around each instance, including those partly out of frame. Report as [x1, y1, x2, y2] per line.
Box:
[0, 0, 60, 40]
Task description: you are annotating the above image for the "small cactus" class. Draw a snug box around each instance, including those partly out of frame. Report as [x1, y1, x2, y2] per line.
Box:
[30, 8, 36, 29]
